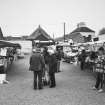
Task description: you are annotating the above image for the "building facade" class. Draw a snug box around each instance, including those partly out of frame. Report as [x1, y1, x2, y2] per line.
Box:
[69, 22, 95, 43]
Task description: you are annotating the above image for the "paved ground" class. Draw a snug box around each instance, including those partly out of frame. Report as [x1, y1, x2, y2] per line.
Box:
[0, 55, 105, 105]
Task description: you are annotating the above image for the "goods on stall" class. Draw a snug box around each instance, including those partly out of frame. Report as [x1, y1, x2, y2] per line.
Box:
[0, 40, 21, 84]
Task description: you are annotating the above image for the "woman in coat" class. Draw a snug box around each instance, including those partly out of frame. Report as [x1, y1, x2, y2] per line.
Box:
[48, 51, 57, 88]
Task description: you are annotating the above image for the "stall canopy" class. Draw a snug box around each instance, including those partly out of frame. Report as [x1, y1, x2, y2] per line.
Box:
[0, 40, 21, 48]
[0, 27, 21, 48]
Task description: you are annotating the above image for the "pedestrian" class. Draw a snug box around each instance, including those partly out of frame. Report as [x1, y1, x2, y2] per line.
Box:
[29, 48, 45, 90]
[55, 48, 62, 72]
[92, 47, 105, 93]
[49, 51, 57, 88]
[89, 51, 98, 72]
[80, 49, 87, 70]
[43, 47, 50, 71]
[43, 47, 50, 85]
[13, 48, 17, 61]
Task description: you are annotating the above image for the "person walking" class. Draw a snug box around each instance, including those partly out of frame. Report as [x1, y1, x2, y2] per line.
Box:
[92, 47, 105, 93]
[80, 49, 87, 70]
[55, 49, 62, 72]
[29, 48, 45, 90]
[43, 47, 50, 85]
[43, 47, 50, 72]
[49, 51, 57, 88]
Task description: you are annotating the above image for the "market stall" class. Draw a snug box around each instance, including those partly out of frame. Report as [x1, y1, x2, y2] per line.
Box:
[0, 40, 21, 84]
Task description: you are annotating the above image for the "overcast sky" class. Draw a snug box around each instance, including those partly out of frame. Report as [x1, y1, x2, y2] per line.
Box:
[0, 0, 105, 37]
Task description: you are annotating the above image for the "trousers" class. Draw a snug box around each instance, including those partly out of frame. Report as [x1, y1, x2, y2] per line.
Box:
[57, 61, 60, 72]
[95, 72, 104, 89]
[49, 73, 56, 87]
[33, 71, 43, 89]
[80, 61, 85, 70]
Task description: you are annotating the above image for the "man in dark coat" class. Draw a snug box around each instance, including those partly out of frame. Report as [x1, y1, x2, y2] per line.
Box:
[55, 49, 62, 72]
[29, 48, 45, 90]
[43, 47, 50, 65]
[49, 51, 57, 88]
[80, 50, 87, 70]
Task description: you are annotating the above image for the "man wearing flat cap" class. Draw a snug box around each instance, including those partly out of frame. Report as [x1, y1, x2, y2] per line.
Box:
[29, 48, 45, 90]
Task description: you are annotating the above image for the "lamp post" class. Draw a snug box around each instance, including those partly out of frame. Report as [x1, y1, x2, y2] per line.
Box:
[64, 22, 66, 42]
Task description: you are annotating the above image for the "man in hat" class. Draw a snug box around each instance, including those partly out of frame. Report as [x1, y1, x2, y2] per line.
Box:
[29, 48, 45, 90]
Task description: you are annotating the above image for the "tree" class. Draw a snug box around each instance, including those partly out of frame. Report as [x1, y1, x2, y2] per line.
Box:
[99, 28, 105, 35]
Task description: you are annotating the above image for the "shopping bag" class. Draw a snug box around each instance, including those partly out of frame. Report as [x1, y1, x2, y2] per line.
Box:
[74, 61, 77, 66]
[42, 70, 49, 86]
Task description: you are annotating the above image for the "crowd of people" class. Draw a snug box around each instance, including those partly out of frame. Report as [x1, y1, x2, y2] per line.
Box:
[29, 42, 105, 92]
[78, 45, 105, 93]
[29, 47, 62, 90]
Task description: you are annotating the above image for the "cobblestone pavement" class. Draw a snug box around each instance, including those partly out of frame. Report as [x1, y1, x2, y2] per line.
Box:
[0, 55, 105, 105]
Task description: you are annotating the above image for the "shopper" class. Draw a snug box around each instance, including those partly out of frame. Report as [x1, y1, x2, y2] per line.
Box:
[43, 47, 50, 85]
[29, 48, 45, 90]
[80, 50, 87, 70]
[49, 51, 57, 88]
[92, 47, 105, 93]
[55, 49, 62, 72]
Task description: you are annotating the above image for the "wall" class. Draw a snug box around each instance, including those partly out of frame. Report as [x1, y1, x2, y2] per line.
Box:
[98, 35, 105, 42]
[11, 40, 32, 53]
[80, 32, 95, 37]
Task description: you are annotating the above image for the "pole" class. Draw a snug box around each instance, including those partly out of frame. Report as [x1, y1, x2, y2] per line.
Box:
[64, 22, 66, 42]
[53, 33, 55, 45]
[53, 33, 54, 40]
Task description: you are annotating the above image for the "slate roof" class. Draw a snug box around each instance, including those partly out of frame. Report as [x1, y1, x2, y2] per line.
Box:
[71, 27, 95, 34]
[68, 33, 85, 43]
[55, 33, 85, 43]
[28, 25, 53, 41]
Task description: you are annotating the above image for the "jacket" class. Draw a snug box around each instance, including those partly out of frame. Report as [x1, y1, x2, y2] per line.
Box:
[55, 51, 62, 61]
[80, 52, 87, 62]
[49, 54, 57, 74]
[95, 55, 105, 73]
[29, 52, 45, 71]
[43, 51, 50, 64]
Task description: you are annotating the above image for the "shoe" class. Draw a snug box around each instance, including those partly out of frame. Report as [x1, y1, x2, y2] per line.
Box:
[92, 86, 97, 90]
[49, 86, 54, 88]
[33, 86, 37, 90]
[49, 85, 56, 88]
[98, 89, 103, 93]
[39, 87, 43, 90]
[33, 88, 37, 90]
[3, 80, 9, 84]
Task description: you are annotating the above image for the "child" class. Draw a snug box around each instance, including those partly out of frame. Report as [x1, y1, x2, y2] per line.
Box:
[92, 47, 105, 93]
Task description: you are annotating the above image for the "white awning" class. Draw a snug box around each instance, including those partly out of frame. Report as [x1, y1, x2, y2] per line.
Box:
[34, 40, 53, 43]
